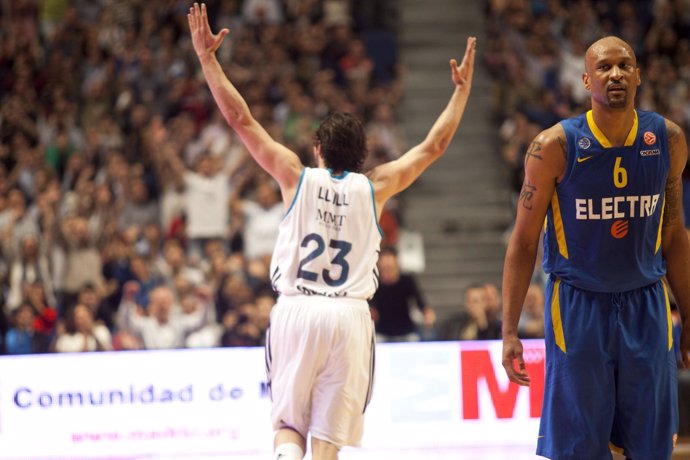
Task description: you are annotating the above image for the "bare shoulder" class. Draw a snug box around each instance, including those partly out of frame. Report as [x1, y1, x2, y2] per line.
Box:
[665, 118, 687, 147]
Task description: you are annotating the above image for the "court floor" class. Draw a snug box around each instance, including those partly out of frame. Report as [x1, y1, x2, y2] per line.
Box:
[6, 442, 689, 460]
[78, 443, 690, 460]
[130, 446, 541, 460]
[136, 441, 690, 460]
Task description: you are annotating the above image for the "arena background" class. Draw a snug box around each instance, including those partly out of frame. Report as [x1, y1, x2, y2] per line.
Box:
[0, 0, 688, 458]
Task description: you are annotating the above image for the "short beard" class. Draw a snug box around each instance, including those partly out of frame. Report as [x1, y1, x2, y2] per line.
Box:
[607, 94, 627, 109]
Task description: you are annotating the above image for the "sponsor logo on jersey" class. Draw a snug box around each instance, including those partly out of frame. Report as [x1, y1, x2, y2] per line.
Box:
[643, 131, 657, 145]
[640, 149, 660, 156]
[578, 137, 591, 149]
[575, 194, 660, 221]
[577, 155, 593, 163]
[610, 220, 629, 238]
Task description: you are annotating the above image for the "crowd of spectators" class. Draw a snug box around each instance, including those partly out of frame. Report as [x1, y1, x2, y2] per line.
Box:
[0, 0, 405, 354]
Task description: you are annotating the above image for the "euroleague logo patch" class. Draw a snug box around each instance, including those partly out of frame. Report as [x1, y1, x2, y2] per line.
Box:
[611, 220, 629, 239]
[643, 131, 656, 145]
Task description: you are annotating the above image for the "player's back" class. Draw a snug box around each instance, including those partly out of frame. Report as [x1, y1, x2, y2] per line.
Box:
[270, 167, 382, 300]
[542, 110, 670, 292]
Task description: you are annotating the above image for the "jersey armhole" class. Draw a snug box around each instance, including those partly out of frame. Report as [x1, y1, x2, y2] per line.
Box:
[368, 179, 384, 237]
[283, 168, 306, 220]
[558, 120, 576, 186]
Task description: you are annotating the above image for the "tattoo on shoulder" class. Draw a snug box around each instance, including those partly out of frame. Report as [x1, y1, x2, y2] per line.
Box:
[667, 122, 681, 140]
[524, 141, 543, 164]
[519, 180, 537, 210]
[557, 135, 567, 159]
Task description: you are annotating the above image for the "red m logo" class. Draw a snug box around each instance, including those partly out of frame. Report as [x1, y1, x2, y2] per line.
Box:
[461, 347, 544, 419]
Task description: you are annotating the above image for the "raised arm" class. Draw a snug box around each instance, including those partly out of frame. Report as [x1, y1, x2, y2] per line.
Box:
[501, 125, 566, 386]
[188, 3, 302, 202]
[662, 119, 690, 368]
[366, 37, 476, 212]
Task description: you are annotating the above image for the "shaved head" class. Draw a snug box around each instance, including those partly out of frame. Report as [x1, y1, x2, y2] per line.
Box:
[585, 36, 637, 72]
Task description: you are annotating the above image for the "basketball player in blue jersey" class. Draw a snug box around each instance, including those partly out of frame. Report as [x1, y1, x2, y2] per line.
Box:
[188, 4, 476, 459]
[501, 36, 690, 460]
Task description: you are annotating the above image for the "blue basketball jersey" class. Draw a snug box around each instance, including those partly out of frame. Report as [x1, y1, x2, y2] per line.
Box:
[542, 110, 670, 292]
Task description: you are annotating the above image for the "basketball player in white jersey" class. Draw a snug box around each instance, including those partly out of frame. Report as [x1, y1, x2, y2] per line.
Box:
[188, 4, 476, 459]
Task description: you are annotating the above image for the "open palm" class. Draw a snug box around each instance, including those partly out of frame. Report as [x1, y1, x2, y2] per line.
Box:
[188, 2, 229, 58]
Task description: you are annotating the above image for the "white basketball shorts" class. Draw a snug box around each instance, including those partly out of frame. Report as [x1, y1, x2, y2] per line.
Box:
[265, 295, 375, 448]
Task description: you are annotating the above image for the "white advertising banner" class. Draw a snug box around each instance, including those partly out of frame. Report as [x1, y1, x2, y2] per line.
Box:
[0, 340, 545, 459]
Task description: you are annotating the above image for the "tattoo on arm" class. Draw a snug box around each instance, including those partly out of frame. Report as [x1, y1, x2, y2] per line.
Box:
[663, 175, 682, 226]
[519, 181, 537, 210]
[524, 141, 543, 165]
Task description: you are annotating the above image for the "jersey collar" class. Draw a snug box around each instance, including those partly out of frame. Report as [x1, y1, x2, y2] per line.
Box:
[586, 109, 638, 148]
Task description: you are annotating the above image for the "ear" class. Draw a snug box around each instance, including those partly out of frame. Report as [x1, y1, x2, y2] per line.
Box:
[313, 144, 324, 167]
[582, 72, 591, 91]
[635, 67, 641, 87]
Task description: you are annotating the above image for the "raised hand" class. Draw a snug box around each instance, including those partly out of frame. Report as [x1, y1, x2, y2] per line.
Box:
[188, 2, 229, 58]
[450, 37, 477, 92]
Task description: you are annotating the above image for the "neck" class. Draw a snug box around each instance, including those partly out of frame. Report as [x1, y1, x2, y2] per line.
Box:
[590, 103, 636, 147]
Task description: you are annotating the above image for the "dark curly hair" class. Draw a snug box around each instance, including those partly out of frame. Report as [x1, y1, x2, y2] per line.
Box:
[314, 112, 367, 173]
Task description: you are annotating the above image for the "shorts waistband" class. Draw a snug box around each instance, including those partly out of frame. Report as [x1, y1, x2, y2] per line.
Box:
[276, 295, 370, 311]
[548, 273, 663, 294]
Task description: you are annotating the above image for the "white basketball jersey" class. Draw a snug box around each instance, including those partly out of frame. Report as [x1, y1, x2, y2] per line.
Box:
[270, 168, 382, 300]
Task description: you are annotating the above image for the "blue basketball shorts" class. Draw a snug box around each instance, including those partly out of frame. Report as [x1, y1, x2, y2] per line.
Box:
[537, 276, 678, 460]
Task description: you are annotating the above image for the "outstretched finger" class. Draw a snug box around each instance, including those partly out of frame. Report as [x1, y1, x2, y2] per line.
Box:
[191, 4, 200, 30]
[194, 2, 202, 22]
[201, 2, 208, 27]
[214, 28, 230, 49]
[462, 36, 477, 80]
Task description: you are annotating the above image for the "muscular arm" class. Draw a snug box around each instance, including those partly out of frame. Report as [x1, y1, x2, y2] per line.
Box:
[502, 125, 566, 384]
[662, 120, 690, 367]
[367, 37, 476, 214]
[189, 3, 302, 204]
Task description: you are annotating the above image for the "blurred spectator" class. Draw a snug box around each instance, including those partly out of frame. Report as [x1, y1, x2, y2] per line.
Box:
[483, 282, 502, 328]
[117, 282, 213, 350]
[5, 303, 50, 355]
[518, 283, 545, 339]
[167, 151, 230, 263]
[183, 290, 223, 348]
[220, 300, 264, 347]
[118, 175, 160, 231]
[231, 173, 283, 263]
[53, 303, 113, 352]
[439, 284, 501, 341]
[0, 188, 40, 254]
[6, 234, 56, 311]
[370, 246, 435, 342]
[57, 215, 104, 308]
[23, 281, 58, 335]
[77, 283, 113, 332]
[154, 239, 204, 294]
